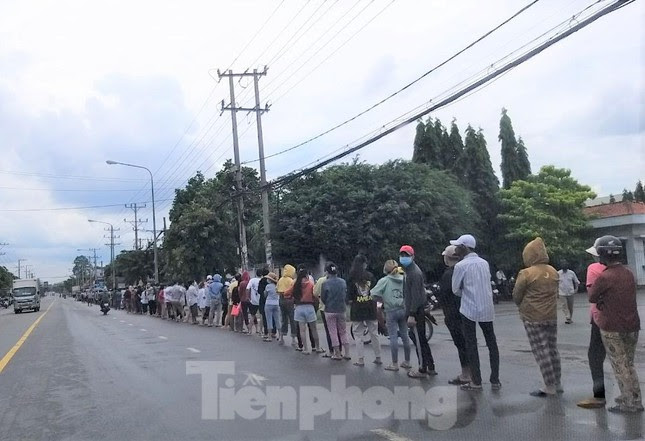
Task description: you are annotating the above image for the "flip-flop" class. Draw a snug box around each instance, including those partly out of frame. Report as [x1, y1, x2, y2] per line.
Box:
[353, 361, 365, 367]
[373, 359, 383, 365]
[331, 356, 343, 361]
[342, 356, 352, 360]
[322, 353, 331, 358]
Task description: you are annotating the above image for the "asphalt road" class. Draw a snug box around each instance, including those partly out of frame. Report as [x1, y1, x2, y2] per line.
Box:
[0, 294, 643, 441]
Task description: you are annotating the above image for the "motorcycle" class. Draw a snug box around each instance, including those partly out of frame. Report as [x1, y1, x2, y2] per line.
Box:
[0, 298, 9, 309]
[100, 302, 110, 315]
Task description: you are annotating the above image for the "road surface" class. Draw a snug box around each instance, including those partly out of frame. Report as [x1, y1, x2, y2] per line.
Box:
[0, 295, 643, 440]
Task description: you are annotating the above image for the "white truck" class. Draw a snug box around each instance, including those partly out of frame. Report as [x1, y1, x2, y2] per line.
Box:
[12, 278, 41, 313]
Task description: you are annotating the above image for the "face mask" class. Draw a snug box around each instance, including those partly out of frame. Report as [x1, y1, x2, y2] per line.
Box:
[399, 256, 413, 267]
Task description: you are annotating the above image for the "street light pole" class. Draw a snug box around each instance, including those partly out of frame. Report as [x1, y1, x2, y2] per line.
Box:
[106, 160, 158, 283]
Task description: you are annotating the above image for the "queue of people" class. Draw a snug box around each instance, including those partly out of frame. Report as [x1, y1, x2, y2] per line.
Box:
[98, 233, 641, 414]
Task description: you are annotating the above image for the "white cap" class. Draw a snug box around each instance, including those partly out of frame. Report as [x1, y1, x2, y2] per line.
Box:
[450, 234, 476, 249]
[206, 275, 213, 280]
[441, 245, 458, 257]
[585, 246, 599, 257]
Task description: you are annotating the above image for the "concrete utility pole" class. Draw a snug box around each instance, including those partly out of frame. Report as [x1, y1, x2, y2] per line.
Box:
[17, 259, 26, 279]
[125, 203, 148, 250]
[218, 69, 255, 270]
[218, 67, 273, 269]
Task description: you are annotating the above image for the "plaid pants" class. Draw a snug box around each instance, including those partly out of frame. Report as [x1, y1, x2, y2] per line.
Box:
[600, 331, 643, 410]
[524, 320, 561, 388]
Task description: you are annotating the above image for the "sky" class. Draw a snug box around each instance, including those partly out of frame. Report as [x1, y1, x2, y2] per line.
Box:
[0, 0, 643, 284]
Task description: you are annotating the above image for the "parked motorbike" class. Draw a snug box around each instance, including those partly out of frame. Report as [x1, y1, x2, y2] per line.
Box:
[0, 297, 9, 308]
[100, 302, 110, 315]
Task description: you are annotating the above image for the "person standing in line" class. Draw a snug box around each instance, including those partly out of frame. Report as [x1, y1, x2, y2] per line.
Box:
[399, 246, 434, 378]
[348, 254, 382, 367]
[187, 282, 200, 325]
[158, 284, 167, 319]
[248, 269, 262, 336]
[263, 272, 282, 342]
[451, 234, 501, 391]
[225, 274, 240, 330]
[171, 281, 186, 322]
[124, 287, 132, 314]
[558, 261, 580, 324]
[286, 265, 322, 355]
[588, 236, 643, 413]
[371, 259, 411, 372]
[277, 265, 298, 348]
[140, 285, 149, 314]
[198, 280, 208, 324]
[320, 262, 349, 360]
[438, 246, 470, 385]
[147, 284, 157, 316]
[207, 274, 224, 327]
[314, 271, 330, 357]
[258, 267, 271, 337]
[577, 242, 608, 409]
[512, 238, 562, 397]
[238, 271, 252, 334]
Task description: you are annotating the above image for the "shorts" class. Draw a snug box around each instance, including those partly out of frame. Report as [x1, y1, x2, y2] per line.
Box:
[294, 304, 317, 323]
[249, 304, 259, 315]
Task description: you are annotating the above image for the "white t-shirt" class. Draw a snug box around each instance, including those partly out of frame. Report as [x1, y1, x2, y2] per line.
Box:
[248, 277, 261, 306]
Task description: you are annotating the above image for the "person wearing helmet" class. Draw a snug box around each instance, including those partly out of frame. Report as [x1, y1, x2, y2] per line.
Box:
[588, 235, 642, 413]
[577, 242, 608, 409]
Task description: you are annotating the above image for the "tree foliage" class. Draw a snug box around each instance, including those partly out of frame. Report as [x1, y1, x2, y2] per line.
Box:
[634, 180, 645, 202]
[499, 108, 531, 189]
[500, 166, 596, 270]
[272, 160, 480, 278]
[0, 266, 16, 293]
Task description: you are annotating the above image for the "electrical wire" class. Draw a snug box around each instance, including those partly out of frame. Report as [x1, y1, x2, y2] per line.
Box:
[242, 0, 540, 165]
[0, 199, 173, 212]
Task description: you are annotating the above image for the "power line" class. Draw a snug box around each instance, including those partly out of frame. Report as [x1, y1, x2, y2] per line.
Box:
[243, 0, 540, 165]
[0, 199, 173, 212]
[0, 170, 159, 183]
[265, 0, 634, 191]
[0, 185, 177, 192]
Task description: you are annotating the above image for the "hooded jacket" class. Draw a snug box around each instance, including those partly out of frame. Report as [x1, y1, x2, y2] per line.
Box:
[208, 274, 224, 301]
[371, 272, 405, 312]
[277, 265, 296, 297]
[238, 271, 251, 303]
[512, 237, 559, 322]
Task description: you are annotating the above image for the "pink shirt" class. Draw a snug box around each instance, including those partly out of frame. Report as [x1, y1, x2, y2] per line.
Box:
[586, 262, 605, 324]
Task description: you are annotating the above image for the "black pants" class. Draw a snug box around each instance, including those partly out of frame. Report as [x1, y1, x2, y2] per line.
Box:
[445, 314, 469, 368]
[141, 303, 148, 314]
[408, 308, 434, 372]
[149, 300, 157, 315]
[242, 301, 251, 327]
[462, 315, 499, 385]
[260, 296, 269, 335]
[589, 320, 606, 398]
[203, 306, 210, 323]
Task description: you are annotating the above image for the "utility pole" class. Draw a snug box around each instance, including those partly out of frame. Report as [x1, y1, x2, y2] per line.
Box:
[125, 203, 147, 250]
[104, 227, 120, 291]
[17, 259, 26, 279]
[0, 242, 8, 257]
[218, 68, 254, 270]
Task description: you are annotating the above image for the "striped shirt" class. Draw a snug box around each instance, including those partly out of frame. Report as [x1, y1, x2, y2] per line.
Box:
[452, 252, 495, 322]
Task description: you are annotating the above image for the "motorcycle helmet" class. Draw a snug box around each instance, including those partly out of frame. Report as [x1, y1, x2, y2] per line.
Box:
[594, 235, 622, 258]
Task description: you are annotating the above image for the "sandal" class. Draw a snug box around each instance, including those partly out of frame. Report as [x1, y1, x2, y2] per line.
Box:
[407, 370, 427, 379]
[353, 361, 365, 367]
[331, 355, 343, 361]
[384, 364, 399, 371]
[448, 377, 470, 385]
[373, 358, 383, 365]
[302, 350, 311, 355]
[529, 390, 549, 397]
[315, 348, 326, 354]
[295, 347, 303, 352]
[322, 353, 331, 358]
[342, 355, 352, 360]
[400, 362, 412, 369]
[460, 383, 483, 391]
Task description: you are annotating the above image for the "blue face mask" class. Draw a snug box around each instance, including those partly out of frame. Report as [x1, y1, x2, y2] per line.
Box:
[399, 256, 413, 267]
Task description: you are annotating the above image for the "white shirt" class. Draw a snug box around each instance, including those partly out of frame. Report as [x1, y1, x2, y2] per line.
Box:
[187, 284, 199, 306]
[557, 270, 580, 296]
[198, 288, 207, 309]
[248, 277, 261, 306]
[452, 252, 495, 322]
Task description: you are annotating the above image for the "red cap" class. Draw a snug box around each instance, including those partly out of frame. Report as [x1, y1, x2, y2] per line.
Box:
[399, 245, 414, 256]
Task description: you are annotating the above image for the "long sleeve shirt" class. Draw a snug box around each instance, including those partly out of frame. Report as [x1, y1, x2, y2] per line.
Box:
[452, 252, 495, 322]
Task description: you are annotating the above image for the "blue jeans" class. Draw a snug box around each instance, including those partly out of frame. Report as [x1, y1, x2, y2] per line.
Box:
[386, 308, 411, 364]
[265, 304, 281, 334]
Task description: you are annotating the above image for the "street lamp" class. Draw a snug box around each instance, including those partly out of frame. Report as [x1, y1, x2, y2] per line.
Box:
[88, 219, 116, 292]
[106, 160, 158, 284]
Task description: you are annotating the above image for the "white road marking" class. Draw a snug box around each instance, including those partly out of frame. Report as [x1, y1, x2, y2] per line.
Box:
[186, 347, 201, 353]
[140, 328, 147, 332]
[370, 429, 414, 441]
[158, 336, 168, 340]
[120, 320, 125, 323]
[128, 323, 133, 326]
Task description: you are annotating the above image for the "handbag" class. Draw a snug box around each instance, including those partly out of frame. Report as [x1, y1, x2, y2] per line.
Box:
[231, 303, 241, 317]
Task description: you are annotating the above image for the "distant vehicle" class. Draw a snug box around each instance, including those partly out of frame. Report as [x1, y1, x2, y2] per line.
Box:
[12, 278, 41, 313]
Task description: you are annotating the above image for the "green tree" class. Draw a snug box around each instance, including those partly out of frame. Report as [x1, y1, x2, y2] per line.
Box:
[72, 255, 91, 285]
[622, 189, 634, 202]
[0, 266, 16, 294]
[412, 118, 442, 167]
[462, 126, 501, 253]
[499, 165, 596, 271]
[609, 194, 616, 203]
[516, 136, 531, 180]
[447, 119, 465, 177]
[273, 160, 480, 278]
[499, 108, 519, 189]
[634, 180, 645, 202]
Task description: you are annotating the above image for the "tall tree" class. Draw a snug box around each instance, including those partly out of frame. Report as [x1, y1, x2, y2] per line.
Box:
[634, 180, 645, 202]
[447, 119, 465, 177]
[462, 126, 501, 253]
[609, 194, 616, 203]
[412, 118, 442, 167]
[515, 136, 531, 180]
[500, 166, 596, 271]
[499, 108, 519, 189]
